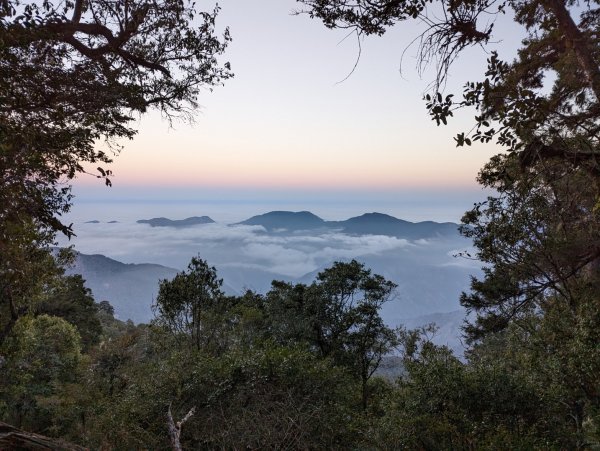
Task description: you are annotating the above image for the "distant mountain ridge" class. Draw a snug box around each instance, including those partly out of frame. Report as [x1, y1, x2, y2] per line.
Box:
[235, 211, 326, 231]
[65, 251, 179, 323]
[65, 251, 238, 323]
[137, 216, 215, 227]
[330, 212, 459, 239]
[236, 211, 459, 239]
[134, 211, 459, 238]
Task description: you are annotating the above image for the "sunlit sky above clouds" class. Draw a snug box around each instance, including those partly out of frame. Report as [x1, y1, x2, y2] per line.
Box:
[71, 0, 525, 222]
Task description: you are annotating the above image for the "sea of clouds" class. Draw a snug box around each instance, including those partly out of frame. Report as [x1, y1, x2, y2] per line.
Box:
[59, 221, 472, 276]
[55, 218, 485, 356]
[58, 220, 480, 316]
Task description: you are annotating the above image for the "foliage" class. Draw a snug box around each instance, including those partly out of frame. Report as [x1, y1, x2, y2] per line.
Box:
[265, 260, 398, 409]
[38, 275, 102, 351]
[0, 227, 70, 345]
[90, 342, 360, 449]
[0, 0, 232, 237]
[459, 151, 600, 333]
[465, 301, 600, 447]
[153, 256, 225, 351]
[2, 257, 599, 448]
[362, 324, 596, 449]
[0, 315, 82, 434]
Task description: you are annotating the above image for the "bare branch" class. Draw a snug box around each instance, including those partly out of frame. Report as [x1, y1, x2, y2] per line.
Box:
[167, 403, 196, 451]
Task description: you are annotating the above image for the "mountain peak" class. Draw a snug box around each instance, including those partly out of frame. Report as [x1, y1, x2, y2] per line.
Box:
[345, 212, 409, 224]
[236, 211, 325, 231]
[334, 212, 458, 239]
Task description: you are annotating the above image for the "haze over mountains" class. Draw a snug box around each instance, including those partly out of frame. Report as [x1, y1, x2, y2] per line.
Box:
[236, 211, 459, 239]
[136, 210, 461, 239]
[62, 210, 480, 353]
[65, 252, 178, 323]
[137, 216, 215, 227]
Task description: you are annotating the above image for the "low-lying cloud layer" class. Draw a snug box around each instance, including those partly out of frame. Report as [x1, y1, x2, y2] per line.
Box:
[61, 222, 424, 277]
[59, 220, 481, 319]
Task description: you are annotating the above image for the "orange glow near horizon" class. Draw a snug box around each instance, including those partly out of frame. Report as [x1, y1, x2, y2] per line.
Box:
[77, 115, 497, 192]
[78, 149, 489, 191]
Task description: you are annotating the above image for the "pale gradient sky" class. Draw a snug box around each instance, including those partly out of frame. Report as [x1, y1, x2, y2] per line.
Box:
[74, 0, 524, 202]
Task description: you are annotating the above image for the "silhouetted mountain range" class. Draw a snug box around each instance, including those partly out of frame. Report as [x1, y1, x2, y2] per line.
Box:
[235, 211, 326, 231]
[134, 211, 459, 238]
[137, 216, 215, 227]
[235, 211, 459, 239]
[330, 212, 459, 239]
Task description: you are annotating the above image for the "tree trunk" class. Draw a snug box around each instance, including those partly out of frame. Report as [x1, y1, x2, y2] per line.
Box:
[0, 286, 21, 346]
[0, 421, 86, 450]
[542, 0, 600, 101]
[167, 404, 195, 451]
[361, 376, 368, 411]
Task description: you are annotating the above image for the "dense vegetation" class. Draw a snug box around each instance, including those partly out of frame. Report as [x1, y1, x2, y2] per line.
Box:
[2, 257, 597, 449]
[2, 0, 600, 448]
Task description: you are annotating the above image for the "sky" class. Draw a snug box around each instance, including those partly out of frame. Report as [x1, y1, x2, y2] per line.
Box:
[71, 0, 525, 221]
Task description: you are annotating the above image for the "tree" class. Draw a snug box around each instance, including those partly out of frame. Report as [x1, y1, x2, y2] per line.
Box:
[0, 230, 70, 345]
[358, 323, 594, 449]
[0, 0, 232, 349]
[459, 151, 600, 338]
[0, 315, 82, 433]
[266, 260, 398, 409]
[85, 340, 361, 449]
[1, 0, 232, 237]
[465, 312, 600, 447]
[312, 261, 398, 408]
[1, 246, 102, 350]
[153, 256, 225, 350]
[37, 274, 102, 351]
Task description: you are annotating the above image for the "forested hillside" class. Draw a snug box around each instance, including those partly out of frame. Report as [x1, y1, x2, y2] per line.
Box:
[1, 259, 588, 448]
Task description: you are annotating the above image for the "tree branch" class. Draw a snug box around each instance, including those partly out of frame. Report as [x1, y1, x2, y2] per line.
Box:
[167, 403, 196, 451]
[542, 0, 600, 101]
[71, 0, 84, 24]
